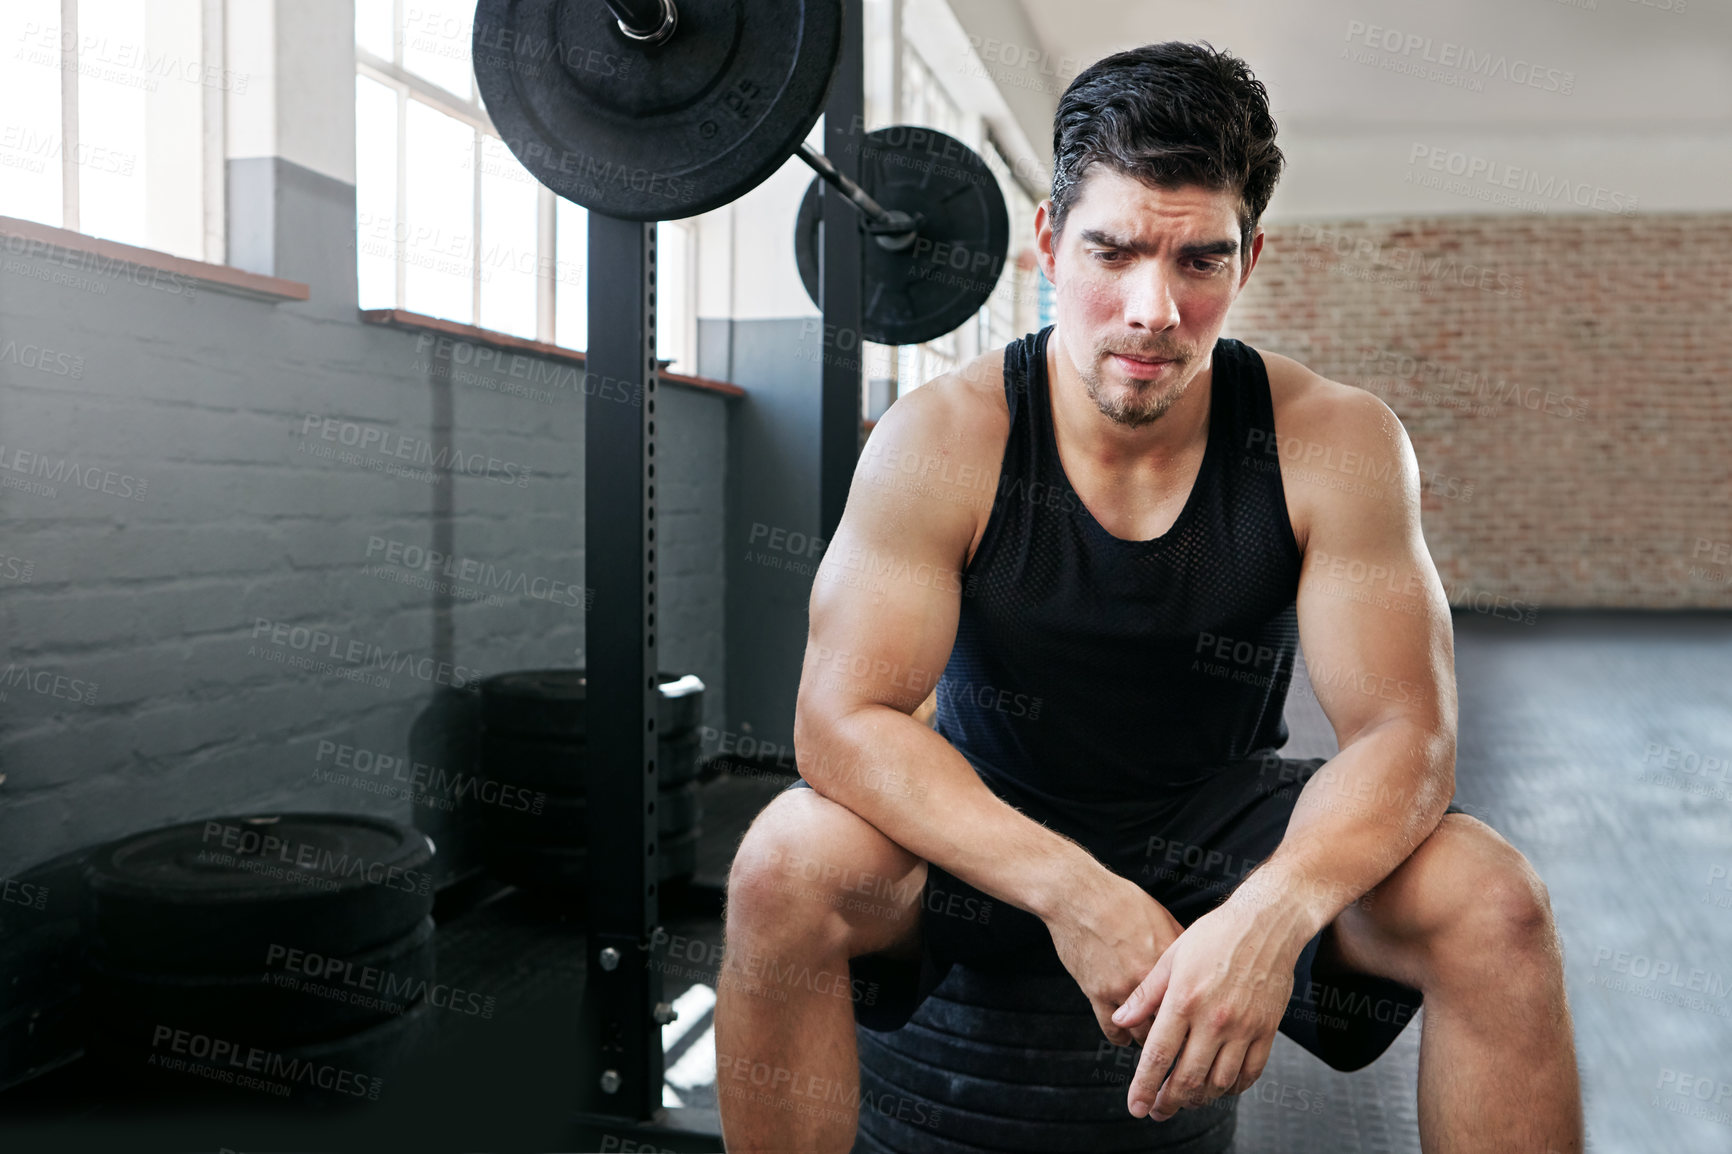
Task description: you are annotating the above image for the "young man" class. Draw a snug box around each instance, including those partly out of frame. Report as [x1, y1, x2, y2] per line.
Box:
[717, 41, 1583, 1153]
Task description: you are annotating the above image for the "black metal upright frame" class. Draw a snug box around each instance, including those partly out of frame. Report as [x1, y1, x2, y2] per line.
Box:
[820, 2, 866, 542]
[572, 0, 865, 1132]
[581, 214, 665, 1122]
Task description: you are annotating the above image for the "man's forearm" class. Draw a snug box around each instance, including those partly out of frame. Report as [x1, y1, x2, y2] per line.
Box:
[1226, 719, 1455, 950]
[796, 703, 1109, 922]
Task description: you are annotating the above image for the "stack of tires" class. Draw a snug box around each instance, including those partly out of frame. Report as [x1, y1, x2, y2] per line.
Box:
[475, 670, 704, 898]
[0, 845, 104, 1092]
[854, 965, 1238, 1153]
[81, 814, 439, 1109]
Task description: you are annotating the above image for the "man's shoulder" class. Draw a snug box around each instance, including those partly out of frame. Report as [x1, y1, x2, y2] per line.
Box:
[874, 344, 1013, 455]
[1252, 345, 1410, 461]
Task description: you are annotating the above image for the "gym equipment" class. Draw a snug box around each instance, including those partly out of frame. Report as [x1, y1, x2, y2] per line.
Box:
[472, 0, 845, 221]
[855, 965, 1239, 1153]
[78, 814, 441, 1108]
[0, 844, 107, 1092]
[471, 2, 1009, 343]
[796, 126, 1009, 345]
[85, 916, 436, 1047]
[468, 0, 875, 1128]
[81, 813, 435, 972]
[475, 669, 705, 895]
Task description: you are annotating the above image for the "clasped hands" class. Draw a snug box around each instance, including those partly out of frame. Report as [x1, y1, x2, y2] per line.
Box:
[1048, 874, 1305, 1123]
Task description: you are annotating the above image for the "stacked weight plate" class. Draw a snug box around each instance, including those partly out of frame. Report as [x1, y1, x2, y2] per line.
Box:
[476, 669, 704, 897]
[854, 965, 1238, 1153]
[81, 814, 438, 1109]
[0, 844, 107, 1092]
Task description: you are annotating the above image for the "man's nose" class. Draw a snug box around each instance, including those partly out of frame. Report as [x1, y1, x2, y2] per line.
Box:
[1124, 268, 1180, 331]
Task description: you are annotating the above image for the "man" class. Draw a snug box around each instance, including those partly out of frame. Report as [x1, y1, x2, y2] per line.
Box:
[716, 41, 1582, 1153]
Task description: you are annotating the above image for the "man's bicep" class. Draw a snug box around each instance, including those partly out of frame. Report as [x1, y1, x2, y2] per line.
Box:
[797, 395, 979, 727]
[1291, 398, 1456, 746]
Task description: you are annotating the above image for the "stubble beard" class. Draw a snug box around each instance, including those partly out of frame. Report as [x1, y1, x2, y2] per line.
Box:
[1078, 339, 1196, 429]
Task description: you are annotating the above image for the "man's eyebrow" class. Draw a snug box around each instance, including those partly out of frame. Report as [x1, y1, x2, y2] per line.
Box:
[1077, 229, 1239, 259]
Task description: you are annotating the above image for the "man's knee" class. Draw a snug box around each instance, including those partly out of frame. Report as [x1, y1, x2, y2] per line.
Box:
[1421, 815, 1557, 977]
[725, 790, 905, 953]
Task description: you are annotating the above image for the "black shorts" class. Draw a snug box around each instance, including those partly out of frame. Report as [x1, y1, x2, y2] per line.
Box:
[785, 752, 1467, 1073]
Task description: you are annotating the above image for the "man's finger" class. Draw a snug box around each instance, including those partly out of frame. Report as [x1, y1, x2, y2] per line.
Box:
[1205, 1038, 1249, 1100]
[1125, 998, 1187, 1118]
[1150, 1032, 1220, 1122]
[1090, 996, 1133, 1047]
[1231, 1033, 1275, 1095]
[1112, 951, 1172, 1030]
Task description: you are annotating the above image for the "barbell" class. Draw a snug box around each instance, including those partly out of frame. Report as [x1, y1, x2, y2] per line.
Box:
[472, 0, 1010, 345]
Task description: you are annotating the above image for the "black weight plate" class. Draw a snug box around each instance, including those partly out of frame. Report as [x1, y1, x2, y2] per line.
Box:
[487, 843, 589, 893]
[858, 1059, 1235, 1154]
[660, 826, 699, 882]
[859, 1032, 1234, 1134]
[480, 669, 704, 740]
[658, 781, 699, 835]
[480, 669, 588, 739]
[486, 826, 695, 891]
[86, 916, 436, 1048]
[478, 783, 697, 850]
[796, 125, 1009, 346]
[0, 842, 105, 940]
[474, 0, 843, 221]
[83, 814, 436, 975]
[914, 995, 1106, 1050]
[87, 991, 437, 1110]
[659, 729, 701, 786]
[479, 790, 584, 847]
[0, 994, 85, 1094]
[859, 1021, 1138, 1088]
[0, 920, 83, 1016]
[483, 733, 587, 793]
[657, 674, 705, 738]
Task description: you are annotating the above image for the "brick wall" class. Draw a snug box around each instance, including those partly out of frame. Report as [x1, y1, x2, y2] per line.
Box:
[1231, 213, 1732, 608]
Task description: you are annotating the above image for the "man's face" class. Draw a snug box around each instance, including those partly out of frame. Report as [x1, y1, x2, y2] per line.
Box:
[1036, 168, 1263, 428]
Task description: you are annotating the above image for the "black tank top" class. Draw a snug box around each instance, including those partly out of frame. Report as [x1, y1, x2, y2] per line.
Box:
[934, 326, 1303, 810]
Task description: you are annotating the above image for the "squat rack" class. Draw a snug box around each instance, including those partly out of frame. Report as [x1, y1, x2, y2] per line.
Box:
[576, 0, 866, 1130]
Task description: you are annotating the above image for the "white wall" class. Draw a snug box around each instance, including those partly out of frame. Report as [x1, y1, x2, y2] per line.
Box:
[1005, 0, 1732, 220]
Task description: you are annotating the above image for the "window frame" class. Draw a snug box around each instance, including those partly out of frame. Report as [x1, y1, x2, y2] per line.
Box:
[353, 8, 698, 370]
[354, 15, 559, 344]
[18, 0, 228, 263]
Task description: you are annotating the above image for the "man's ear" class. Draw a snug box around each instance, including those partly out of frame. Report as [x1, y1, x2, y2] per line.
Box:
[1035, 199, 1059, 287]
[1240, 229, 1266, 287]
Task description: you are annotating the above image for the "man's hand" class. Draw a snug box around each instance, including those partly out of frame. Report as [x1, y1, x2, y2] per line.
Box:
[1109, 899, 1307, 1120]
[1045, 873, 1186, 1045]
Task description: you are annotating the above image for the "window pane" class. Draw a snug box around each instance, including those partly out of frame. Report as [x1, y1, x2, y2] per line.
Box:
[0, 0, 64, 227]
[355, 75, 398, 310]
[76, 0, 148, 249]
[403, 100, 475, 323]
[656, 221, 688, 371]
[401, 0, 473, 101]
[478, 136, 540, 339]
[355, 0, 393, 59]
[554, 197, 588, 351]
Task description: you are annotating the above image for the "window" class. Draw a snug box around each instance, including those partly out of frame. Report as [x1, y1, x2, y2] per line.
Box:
[979, 135, 1040, 350]
[354, 0, 695, 370]
[0, 0, 221, 261]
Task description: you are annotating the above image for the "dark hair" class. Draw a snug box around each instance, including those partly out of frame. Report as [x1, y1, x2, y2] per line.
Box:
[1050, 42, 1284, 261]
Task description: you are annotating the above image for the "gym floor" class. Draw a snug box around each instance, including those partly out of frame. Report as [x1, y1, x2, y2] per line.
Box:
[16, 609, 1715, 1153]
